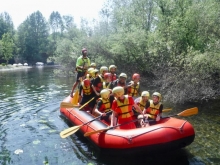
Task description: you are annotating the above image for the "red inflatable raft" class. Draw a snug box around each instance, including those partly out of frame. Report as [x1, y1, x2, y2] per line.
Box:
[60, 96, 196, 155]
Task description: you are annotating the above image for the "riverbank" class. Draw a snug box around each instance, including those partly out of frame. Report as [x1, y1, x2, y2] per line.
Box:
[0, 65, 61, 72]
[0, 65, 32, 72]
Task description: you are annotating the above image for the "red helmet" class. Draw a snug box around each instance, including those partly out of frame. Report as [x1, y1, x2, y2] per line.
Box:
[104, 73, 111, 79]
[83, 79, 90, 86]
[82, 48, 87, 54]
[132, 73, 140, 80]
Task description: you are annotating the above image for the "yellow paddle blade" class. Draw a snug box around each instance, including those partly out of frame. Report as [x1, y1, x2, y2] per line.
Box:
[71, 90, 79, 105]
[60, 102, 80, 108]
[177, 107, 198, 117]
[84, 128, 110, 137]
[60, 125, 82, 138]
[162, 108, 172, 112]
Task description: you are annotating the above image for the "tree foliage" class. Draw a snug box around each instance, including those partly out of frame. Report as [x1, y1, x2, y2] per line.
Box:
[1, 0, 220, 103]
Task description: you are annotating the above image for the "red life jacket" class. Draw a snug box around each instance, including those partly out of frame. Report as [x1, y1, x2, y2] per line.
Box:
[110, 73, 117, 82]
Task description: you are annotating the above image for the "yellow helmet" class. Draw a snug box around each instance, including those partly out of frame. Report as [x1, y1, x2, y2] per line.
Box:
[119, 73, 127, 79]
[100, 66, 108, 74]
[141, 91, 150, 97]
[109, 65, 117, 71]
[100, 89, 110, 99]
[88, 68, 94, 74]
[90, 63, 96, 67]
[152, 92, 162, 102]
[112, 86, 124, 98]
[91, 69, 99, 77]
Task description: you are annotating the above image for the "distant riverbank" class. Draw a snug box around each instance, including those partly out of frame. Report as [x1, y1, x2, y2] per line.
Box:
[0, 65, 32, 72]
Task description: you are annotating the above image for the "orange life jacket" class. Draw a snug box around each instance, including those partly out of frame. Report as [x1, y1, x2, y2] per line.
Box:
[145, 100, 161, 119]
[127, 81, 140, 97]
[97, 98, 111, 113]
[136, 97, 147, 111]
[116, 95, 133, 119]
[82, 84, 93, 95]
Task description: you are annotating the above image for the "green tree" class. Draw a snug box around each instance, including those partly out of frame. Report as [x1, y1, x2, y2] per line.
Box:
[0, 12, 14, 39]
[0, 33, 14, 64]
[16, 11, 49, 64]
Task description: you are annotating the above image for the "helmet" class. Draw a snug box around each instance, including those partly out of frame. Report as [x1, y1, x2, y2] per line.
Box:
[82, 48, 87, 54]
[91, 69, 99, 77]
[141, 91, 150, 97]
[104, 73, 111, 79]
[100, 66, 108, 74]
[119, 73, 127, 79]
[152, 92, 162, 102]
[83, 79, 90, 87]
[132, 73, 140, 80]
[88, 68, 94, 74]
[100, 89, 110, 99]
[109, 65, 117, 71]
[90, 63, 96, 67]
[112, 86, 124, 98]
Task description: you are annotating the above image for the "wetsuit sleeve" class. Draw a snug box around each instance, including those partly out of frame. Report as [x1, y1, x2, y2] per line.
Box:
[159, 104, 163, 114]
[145, 101, 150, 109]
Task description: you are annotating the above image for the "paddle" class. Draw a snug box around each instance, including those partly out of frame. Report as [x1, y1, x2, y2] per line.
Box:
[79, 97, 95, 110]
[84, 107, 198, 137]
[71, 89, 79, 105]
[60, 97, 95, 109]
[71, 77, 82, 105]
[162, 108, 172, 112]
[60, 111, 112, 138]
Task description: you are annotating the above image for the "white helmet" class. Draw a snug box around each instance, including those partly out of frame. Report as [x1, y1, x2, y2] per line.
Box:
[100, 89, 110, 99]
[152, 92, 162, 102]
[141, 91, 150, 97]
[100, 66, 108, 74]
[119, 73, 127, 79]
[112, 86, 124, 98]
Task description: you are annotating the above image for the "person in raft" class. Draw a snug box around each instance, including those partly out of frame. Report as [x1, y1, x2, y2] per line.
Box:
[78, 79, 95, 113]
[93, 89, 112, 124]
[70, 48, 91, 97]
[110, 73, 128, 94]
[138, 92, 163, 127]
[110, 86, 144, 129]
[134, 91, 150, 126]
[92, 66, 109, 97]
[108, 65, 117, 82]
[127, 73, 141, 99]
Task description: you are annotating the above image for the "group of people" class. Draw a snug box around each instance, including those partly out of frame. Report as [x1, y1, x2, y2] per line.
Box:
[70, 48, 163, 129]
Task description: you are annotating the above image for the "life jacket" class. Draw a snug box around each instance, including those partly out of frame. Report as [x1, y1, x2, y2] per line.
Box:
[77, 56, 90, 72]
[82, 84, 93, 95]
[136, 97, 147, 111]
[97, 98, 111, 113]
[127, 81, 140, 97]
[95, 75, 104, 92]
[116, 80, 126, 87]
[103, 81, 111, 89]
[145, 100, 161, 119]
[110, 73, 117, 82]
[116, 95, 133, 119]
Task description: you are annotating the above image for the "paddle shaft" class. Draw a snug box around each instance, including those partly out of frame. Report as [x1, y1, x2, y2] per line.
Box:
[79, 97, 95, 110]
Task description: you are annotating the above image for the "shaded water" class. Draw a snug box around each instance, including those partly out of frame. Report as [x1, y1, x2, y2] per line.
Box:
[0, 67, 219, 165]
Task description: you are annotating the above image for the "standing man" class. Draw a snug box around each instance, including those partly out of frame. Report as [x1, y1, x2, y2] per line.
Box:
[70, 48, 90, 97]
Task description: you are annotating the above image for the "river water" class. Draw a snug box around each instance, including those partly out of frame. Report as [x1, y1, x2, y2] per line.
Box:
[0, 67, 219, 165]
